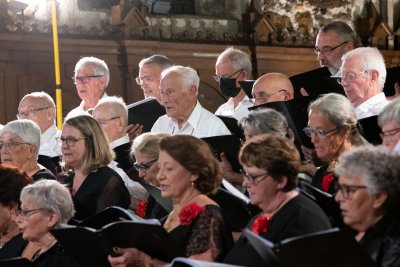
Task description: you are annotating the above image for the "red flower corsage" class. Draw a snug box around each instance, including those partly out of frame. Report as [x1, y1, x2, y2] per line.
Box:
[136, 199, 148, 218]
[179, 202, 205, 226]
[321, 173, 334, 192]
[251, 214, 272, 235]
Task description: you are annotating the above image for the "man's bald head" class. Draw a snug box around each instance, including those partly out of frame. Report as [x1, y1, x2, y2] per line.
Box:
[252, 73, 294, 106]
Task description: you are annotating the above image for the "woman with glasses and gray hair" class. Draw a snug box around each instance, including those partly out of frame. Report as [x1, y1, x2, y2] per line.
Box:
[378, 98, 400, 153]
[0, 120, 55, 181]
[335, 145, 400, 267]
[0, 179, 78, 267]
[59, 115, 130, 221]
[304, 93, 363, 194]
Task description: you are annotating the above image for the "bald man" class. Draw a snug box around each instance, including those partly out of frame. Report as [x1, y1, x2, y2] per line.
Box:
[251, 73, 294, 106]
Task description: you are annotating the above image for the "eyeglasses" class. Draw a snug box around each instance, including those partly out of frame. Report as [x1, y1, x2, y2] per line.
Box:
[133, 158, 158, 172]
[251, 90, 286, 104]
[380, 127, 400, 142]
[313, 41, 349, 55]
[16, 208, 46, 220]
[303, 127, 337, 139]
[96, 116, 120, 127]
[56, 136, 86, 147]
[16, 107, 49, 119]
[212, 69, 243, 83]
[242, 171, 270, 185]
[0, 141, 31, 151]
[135, 76, 155, 85]
[73, 75, 103, 85]
[335, 183, 367, 199]
[335, 71, 368, 85]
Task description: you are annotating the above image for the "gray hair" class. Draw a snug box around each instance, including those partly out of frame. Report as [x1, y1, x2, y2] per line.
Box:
[95, 96, 128, 128]
[319, 21, 359, 47]
[1, 120, 41, 156]
[216, 47, 252, 77]
[239, 108, 294, 141]
[20, 91, 56, 110]
[309, 93, 362, 145]
[74, 56, 110, 87]
[131, 132, 170, 160]
[138, 54, 172, 70]
[341, 47, 386, 89]
[378, 98, 400, 128]
[161, 65, 200, 94]
[335, 145, 400, 210]
[20, 179, 75, 226]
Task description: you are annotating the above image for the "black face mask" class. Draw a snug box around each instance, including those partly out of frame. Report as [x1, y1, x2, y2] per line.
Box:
[219, 77, 241, 98]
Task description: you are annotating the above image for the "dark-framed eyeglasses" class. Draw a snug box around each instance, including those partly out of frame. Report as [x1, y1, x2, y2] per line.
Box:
[335, 70, 368, 85]
[17, 107, 49, 119]
[242, 170, 270, 185]
[313, 41, 349, 55]
[96, 116, 120, 127]
[135, 75, 155, 85]
[133, 158, 158, 172]
[15, 208, 46, 220]
[251, 90, 286, 104]
[212, 69, 244, 83]
[303, 127, 337, 139]
[73, 75, 103, 85]
[335, 183, 367, 199]
[0, 141, 31, 151]
[56, 136, 86, 147]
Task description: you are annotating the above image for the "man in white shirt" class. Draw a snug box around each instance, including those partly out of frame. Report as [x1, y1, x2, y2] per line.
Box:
[151, 65, 231, 137]
[214, 47, 253, 120]
[66, 56, 109, 119]
[92, 96, 147, 201]
[17, 92, 61, 174]
[338, 47, 389, 120]
[251, 73, 294, 106]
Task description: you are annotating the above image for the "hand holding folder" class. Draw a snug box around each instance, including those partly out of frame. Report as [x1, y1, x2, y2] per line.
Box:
[127, 98, 166, 133]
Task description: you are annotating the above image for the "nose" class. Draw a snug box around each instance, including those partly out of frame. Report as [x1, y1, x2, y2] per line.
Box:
[317, 52, 325, 61]
[334, 190, 343, 202]
[156, 168, 164, 183]
[138, 168, 146, 179]
[310, 132, 319, 144]
[242, 176, 250, 188]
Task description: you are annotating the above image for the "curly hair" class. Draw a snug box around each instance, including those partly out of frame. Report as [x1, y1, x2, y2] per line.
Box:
[0, 165, 32, 206]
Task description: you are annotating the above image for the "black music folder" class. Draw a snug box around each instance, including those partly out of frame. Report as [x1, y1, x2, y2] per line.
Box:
[139, 181, 173, 213]
[169, 257, 244, 267]
[383, 66, 400, 97]
[216, 116, 244, 140]
[289, 67, 344, 98]
[127, 98, 166, 132]
[238, 80, 256, 99]
[358, 115, 382, 145]
[244, 228, 377, 267]
[51, 221, 183, 267]
[0, 257, 35, 267]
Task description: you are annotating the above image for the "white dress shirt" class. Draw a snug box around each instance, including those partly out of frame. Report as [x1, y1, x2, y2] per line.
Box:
[215, 95, 253, 120]
[66, 93, 108, 120]
[39, 125, 61, 157]
[110, 134, 130, 150]
[355, 92, 389, 120]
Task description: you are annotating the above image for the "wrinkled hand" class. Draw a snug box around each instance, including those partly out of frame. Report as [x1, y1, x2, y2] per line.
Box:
[387, 82, 400, 100]
[301, 145, 322, 167]
[108, 247, 150, 267]
[299, 161, 317, 177]
[220, 152, 243, 186]
[300, 87, 309, 97]
[126, 124, 143, 141]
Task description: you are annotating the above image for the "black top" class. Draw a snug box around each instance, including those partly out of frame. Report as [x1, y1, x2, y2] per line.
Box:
[113, 141, 133, 173]
[311, 164, 337, 194]
[163, 205, 233, 262]
[31, 169, 56, 182]
[145, 195, 169, 220]
[63, 166, 131, 221]
[0, 234, 78, 267]
[224, 194, 331, 266]
[37, 155, 61, 176]
[359, 212, 400, 267]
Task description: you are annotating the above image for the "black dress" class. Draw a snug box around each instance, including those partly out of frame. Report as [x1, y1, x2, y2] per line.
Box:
[63, 166, 131, 221]
[163, 205, 233, 262]
[31, 169, 56, 182]
[311, 164, 337, 194]
[224, 194, 332, 266]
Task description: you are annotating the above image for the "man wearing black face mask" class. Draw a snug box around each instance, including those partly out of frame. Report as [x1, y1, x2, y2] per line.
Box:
[214, 47, 253, 120]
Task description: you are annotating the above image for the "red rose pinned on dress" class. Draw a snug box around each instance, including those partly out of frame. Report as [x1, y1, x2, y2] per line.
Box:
[322, 173, 334, 192]
[136, 199, 148, 218]
[251, 214, 272, 235]
[179, 202, 205, 226]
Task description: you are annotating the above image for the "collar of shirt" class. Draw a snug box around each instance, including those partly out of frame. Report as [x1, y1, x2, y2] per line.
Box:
[110, 134, 130, 149]
[355, 92, 388, 119]
[171, 101, 202, 131]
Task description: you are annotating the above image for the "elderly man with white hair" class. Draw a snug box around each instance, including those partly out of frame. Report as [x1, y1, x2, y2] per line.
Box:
[151, 65, 230, 137]
[337, 47, 389, 120]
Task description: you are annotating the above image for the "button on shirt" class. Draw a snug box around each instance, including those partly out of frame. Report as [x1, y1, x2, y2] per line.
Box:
[215, 95, 253, 120]
[355, 92, 389, 120]
[151, 101, 231, 138]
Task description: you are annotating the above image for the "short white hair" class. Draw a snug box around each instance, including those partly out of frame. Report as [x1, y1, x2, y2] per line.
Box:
[95, 96, 128, 127]
[74, 56, 110, 87]
[161, 65, 199, 95]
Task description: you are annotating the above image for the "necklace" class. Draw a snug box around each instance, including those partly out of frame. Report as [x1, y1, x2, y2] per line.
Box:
[31, 236, 57, 261]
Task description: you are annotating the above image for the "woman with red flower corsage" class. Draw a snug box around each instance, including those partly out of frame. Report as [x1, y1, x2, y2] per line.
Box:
[108, 135, 232, 267]
[224, 134, 331, 266]
[305, 93, 363, 194]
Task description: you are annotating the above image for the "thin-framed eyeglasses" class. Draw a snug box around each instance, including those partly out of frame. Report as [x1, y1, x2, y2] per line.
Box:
[135, 76, 155, 85]
[73, 75, 103, 85]
[0, 141, 31, 151]
[212, 69, 244, 83]
[15, 208, 46, 220]
[97, 116, 120, 127]
[16, 107, 49, 119]
[313, 41, 349, 55]
[242, 171, 270, 185]
[303, 127, 337, 139]
[335, 183, 367, 199]
[335, 70, 368, 85]
[251, 90, 286, 104]
[133, 159, 158, 172]
[56, 136, 86, 147]
[380, 127, 400, 142]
